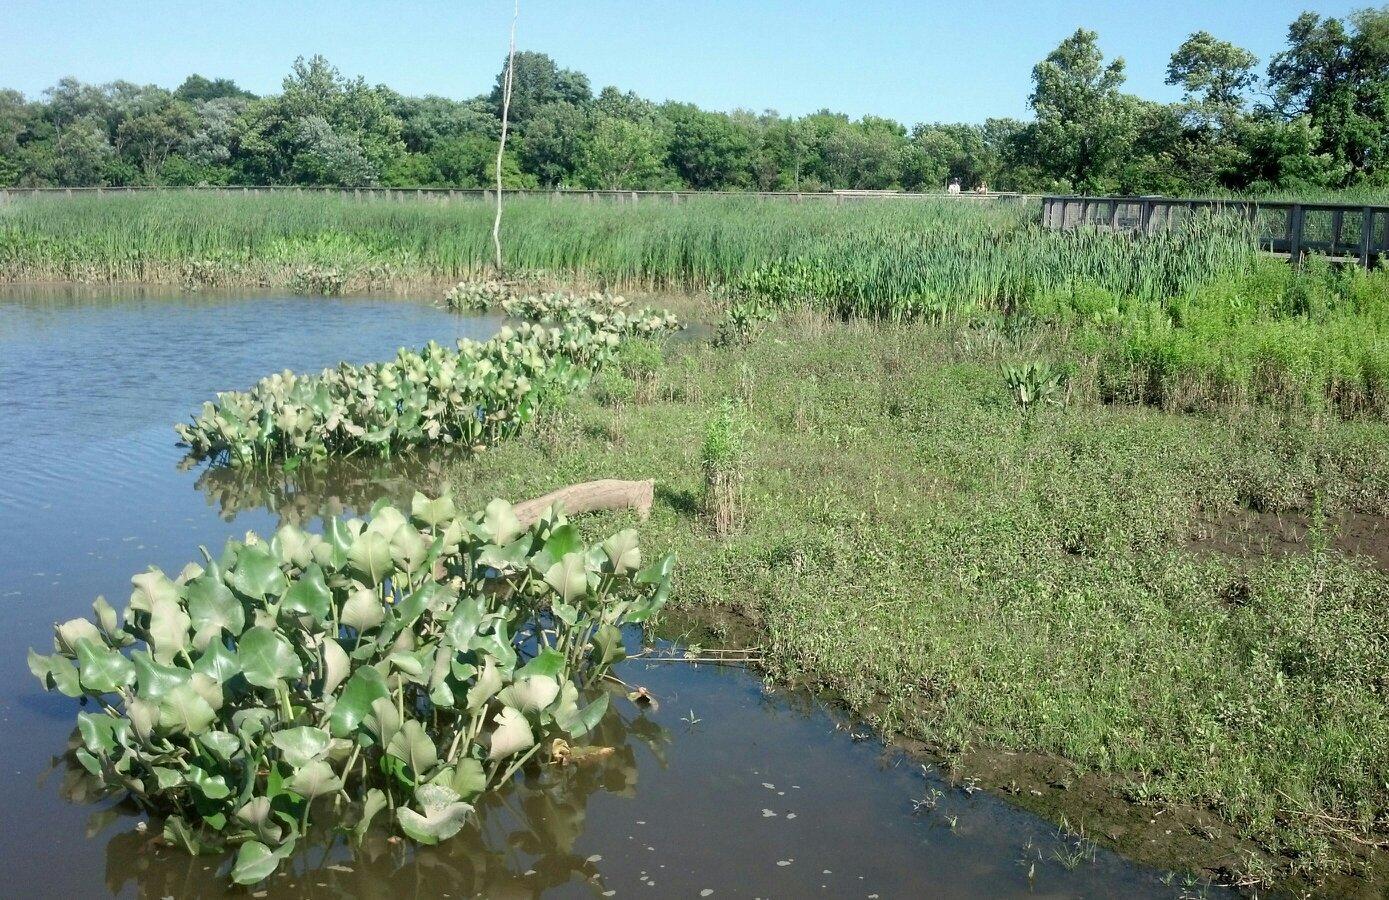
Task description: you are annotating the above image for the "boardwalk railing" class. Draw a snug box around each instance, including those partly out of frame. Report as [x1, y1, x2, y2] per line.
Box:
[1041, 194, 1389, 267]
[0, 185, 1034, 206]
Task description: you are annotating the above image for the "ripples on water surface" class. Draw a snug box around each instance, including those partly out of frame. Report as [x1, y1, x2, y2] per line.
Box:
[0, 286, 1210, 897]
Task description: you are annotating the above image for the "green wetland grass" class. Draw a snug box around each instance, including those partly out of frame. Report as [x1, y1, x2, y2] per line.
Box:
[445, 306, 1389, 891]
[0, 190, 1249, 306]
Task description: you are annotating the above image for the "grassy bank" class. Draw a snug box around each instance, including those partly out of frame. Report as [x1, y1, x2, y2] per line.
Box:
[442, 301, 1389, 891]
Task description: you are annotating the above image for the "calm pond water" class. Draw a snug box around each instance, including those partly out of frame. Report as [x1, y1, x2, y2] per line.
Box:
[0, 287, 1215, 898]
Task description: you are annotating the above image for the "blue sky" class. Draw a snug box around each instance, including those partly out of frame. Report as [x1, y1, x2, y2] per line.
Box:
[0, 1, 1359, 125]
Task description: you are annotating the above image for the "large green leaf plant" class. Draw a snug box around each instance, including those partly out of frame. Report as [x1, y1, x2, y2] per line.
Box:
[29, 493, 674, 885]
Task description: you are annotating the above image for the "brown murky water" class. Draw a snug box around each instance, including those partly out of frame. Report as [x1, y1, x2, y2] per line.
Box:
[0, 287, 1219, 897]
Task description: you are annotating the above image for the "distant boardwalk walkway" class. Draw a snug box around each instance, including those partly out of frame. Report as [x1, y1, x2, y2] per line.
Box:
[1043, 194, 1389, 267]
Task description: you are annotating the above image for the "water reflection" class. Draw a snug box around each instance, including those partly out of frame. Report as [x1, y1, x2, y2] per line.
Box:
[184, 449, 465, 525]
[48, 689, 668, 899]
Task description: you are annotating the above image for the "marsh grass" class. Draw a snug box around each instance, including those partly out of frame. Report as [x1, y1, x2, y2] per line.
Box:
[701, 400, 749, 539]
[444, 300, 1389, 888]
[0, 192, 1251, 309]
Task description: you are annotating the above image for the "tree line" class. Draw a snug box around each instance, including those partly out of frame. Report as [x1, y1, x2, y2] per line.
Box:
[2, 7, 1387, 195]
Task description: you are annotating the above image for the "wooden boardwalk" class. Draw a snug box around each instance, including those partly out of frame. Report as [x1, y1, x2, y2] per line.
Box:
[1042, 195, 1389, 267]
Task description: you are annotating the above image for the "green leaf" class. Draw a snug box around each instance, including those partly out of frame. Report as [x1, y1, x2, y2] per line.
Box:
[466, 657, 504, 712]
[132, 650, 191, 700]
[281, 564, 331, 624]
[390, 525, 429, 574]
[497, 676, 561, 715]
[319, 637, 350, 696]
[185, 573, 244, 647]
[157, 682, 217, 735]
[543, 552, 589, 604]
[235, 796, 283, 845]
[228, 545, 288, 600]
[163, 816, 212, 856]
[443, 597, 485, 648]
[396, 784, 472, 845]
[480, 499, 522, 546]
[488, 706, 535, 761]
[272, 726, 332, 768]
[31, 650, 82, 698]
[92, 596, 120, 638]
[602, 529, 642, 575]
[237, 626, 303, 689]
[192, 640, 241, 683]
[129, 569, 180, 614]
[591, 623, 626, 667]
[199, 730, 240, 762]
[74, 638, 135, 694]
[230, 838, 296, 885]
[327, 666, 389, 738]
[74, 748, 101, 776]
[347, 532, 393, 586]
[449, 757, 487, 800]
[352, 788, 387, 844]
[567, 692, 610, 738]
[388, 650, 426, 679]
[341, 586, 385, 631]
[77, 711, 124, 754]
[56, 617, 104, 655]
[531, 523, 584, 574]
[635, 551, 677, 585]
[323, 517, 356, 564]
[411, 491, 457, 528]
[516, 648, 566, 679]
[147, 594, 192, 665]
[287, 759, 343, 799]
[188, 765, 231, 800]
[386, 719, 438, 776]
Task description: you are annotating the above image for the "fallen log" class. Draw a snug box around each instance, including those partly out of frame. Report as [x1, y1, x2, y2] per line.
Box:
[513, 478, 654, 526]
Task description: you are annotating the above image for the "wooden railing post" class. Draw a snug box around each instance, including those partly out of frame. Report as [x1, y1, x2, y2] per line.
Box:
[1331, 209, 1344, 255]
[1360, 207, 1375, 267]
[1287, 204, 1305, 263]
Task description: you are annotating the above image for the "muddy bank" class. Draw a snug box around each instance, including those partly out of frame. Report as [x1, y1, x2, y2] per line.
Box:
[659, 605, 1389, 898]
[1191, 507, 1389, 575]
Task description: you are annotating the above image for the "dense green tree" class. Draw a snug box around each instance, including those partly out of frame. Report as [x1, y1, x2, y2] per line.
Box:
[386, 93, 496, 152]
[3, 14, 1387, 195]
[1268, 8, 1389, 182]
[516, 101, 588, 185]
[174, 74, 255, 103]
[663, 103, 753, 189]
[1168, 31, 1259, 121]
[1028, 28, 1136, 190]
[489, 51, 591, 127]
[0, 90, 34, 185]
[237, 55, 403, 185]
[578, 116, 668, 189]
[51, 118, 115, 185]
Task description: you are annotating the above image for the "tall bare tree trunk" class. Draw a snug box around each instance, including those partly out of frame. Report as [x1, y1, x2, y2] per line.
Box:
[493, 0, 519, 272]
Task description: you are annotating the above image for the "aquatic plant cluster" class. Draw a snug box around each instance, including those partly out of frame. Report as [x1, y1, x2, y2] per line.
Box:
[442, 279, 513, 312]
[175, 295, 681, 466]
[28, 494, 675, 884]
[499, 290, 682, 337]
